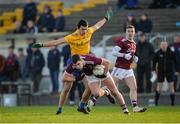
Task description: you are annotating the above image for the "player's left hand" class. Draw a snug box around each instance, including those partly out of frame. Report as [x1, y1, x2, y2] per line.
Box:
[105, 8, 113, 21]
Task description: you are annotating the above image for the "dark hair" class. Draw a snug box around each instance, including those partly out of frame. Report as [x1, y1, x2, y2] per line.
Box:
[8, 45, 14, 49]
[18, 48, 23, 52]
[140, 32, 145, 37]
[126, 25, 135, 29]
[77, 19, 88, 29]
[72, 54, 81, 64]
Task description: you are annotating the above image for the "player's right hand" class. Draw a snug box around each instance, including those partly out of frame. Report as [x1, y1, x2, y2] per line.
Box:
[105, 8, 113, 21]
[124, 53, 132, 60]
[32, 42, 43, 48]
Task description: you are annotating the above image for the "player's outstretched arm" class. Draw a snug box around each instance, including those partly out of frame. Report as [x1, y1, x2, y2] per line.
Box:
[92, 8, 113, 31]
[32, 37, 66, 48]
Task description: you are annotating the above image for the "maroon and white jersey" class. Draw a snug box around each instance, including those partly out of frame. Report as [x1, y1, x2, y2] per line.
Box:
[114, 37, 136, 69]
[65, 54, 102, 78]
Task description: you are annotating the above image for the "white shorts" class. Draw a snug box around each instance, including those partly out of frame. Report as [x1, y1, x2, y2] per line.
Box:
[85, 72, 110, 84]
[111, 67, 134, 80]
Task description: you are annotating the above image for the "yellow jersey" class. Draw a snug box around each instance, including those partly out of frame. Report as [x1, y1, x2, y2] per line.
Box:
[64, 27, 95, 56]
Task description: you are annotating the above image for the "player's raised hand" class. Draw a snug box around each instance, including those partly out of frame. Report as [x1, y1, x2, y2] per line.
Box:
[105, 7, 113, 21]
[32, 42, 43, 48]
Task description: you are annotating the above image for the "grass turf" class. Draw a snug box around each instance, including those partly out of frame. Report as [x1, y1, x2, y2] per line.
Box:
[0, 105, 180, 123]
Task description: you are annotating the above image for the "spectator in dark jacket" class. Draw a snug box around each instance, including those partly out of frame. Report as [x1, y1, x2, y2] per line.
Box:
[0, 53, 6, 83]
[54, 9, 65, 32]
[137, 14, 153, 33]
[22, 0, 37, 26]
[4, 46, 19, 82]
[170, 35, 180, 91]
[13, 20, 25, 34]
[17, 48, 28, 81]
[47, 46, 61, 94]
[27, 47, 45, 93]
[26, 20, 38, 34]
[61, 45, 71, 67]
[153, 41, 177, 106]
[136, 33, 154, 93]
[37, 5, 55, 32]
[123, 13, 137, 32]
[126, 0, 139, 9]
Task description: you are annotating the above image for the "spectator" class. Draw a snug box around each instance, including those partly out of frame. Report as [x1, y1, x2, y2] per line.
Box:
[137, 14, 153, 33]
[54, 9, 65, 32]
[0, 53, 5, 93]
[17, 48, 28, 81]
[47, 46, 61, 94]
[22, 0, 37, 26]
[26, 20, 38, 34]
[136, 33, 154, 93]
[171, 35, 180, 91]
[27, 47, 45, 93]
[116, 0, 126, 11]
[123, 13, 137, 32]
[126, 0, 139, 9]
[4, 46, 19, 82]
[149, 0, 173, 8]
[13, 20, 25, 34]
[61, 44, 71, 67]
[153, 41, 177, 106]
[0, 53, 5, 73]
[0, 53, 6, 83]
[37, 5, 55, 32]
[26, 38, 36, 57]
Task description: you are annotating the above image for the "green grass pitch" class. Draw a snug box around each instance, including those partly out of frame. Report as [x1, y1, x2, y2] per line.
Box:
[0, 105, 180, 123]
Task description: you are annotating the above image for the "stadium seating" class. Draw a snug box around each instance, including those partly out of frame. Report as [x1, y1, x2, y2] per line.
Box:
[0, 0, 108, 35]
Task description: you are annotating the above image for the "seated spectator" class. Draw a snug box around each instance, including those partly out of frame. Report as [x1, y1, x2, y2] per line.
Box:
[137, 14, 153, 33]
[22, 0, 37, 26]
[54, 9, 65, 32]
[123, 13, 137, 32]
[4, 46, 19, 82]
[116, 0, 126, 11]
[13, 20, 25, 34]
[26, 20, 38, 34]
[126, 0, 139, 9]
[149, 0, 173, 8]
[37, 5, 55, 33]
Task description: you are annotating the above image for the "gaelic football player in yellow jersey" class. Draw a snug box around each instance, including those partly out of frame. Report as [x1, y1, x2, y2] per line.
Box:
[32, 8, 113, 115]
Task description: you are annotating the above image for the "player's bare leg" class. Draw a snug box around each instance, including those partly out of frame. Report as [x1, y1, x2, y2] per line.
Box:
[155, 82, 163, 106]
[103, 74, 129, 114]
[124, 76, 146, 112]
[56, 81, 73, 115]
[86, 80, 115, 112]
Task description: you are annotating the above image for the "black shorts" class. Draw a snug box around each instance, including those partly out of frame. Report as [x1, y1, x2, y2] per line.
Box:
[157, 72, 174, 82]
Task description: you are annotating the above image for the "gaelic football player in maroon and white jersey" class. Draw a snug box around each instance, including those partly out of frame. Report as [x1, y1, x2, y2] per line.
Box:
[111, 25, 147, 112]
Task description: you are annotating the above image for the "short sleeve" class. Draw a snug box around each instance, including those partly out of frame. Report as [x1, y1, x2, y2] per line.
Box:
[85, 54, 102, 65]
[65, 63, 73, 74]
[113, 36, 123, 47]
[88, 27, 95, 34]
[64, 34, 72, 44]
